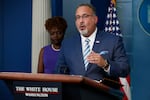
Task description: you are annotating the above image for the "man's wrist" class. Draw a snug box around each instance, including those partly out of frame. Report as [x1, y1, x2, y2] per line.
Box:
[103, 60, 109, 70]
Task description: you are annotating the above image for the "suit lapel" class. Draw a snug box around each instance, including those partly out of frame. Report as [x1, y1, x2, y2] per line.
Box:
[75, 34, 86, 72]
[93, 30, 104, 52]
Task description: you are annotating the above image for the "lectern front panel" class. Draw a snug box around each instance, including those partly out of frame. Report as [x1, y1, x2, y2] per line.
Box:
[13, 81, 62, 100]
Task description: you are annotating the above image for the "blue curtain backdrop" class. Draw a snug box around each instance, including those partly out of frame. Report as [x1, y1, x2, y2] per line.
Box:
[51, 0, 62, 16]
[91, 0, 110, 30]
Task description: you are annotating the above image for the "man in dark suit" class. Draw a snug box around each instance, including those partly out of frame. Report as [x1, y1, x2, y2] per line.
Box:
[56, 3, 130, 82]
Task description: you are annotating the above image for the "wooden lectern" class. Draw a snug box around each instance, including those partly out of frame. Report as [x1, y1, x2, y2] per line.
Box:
[0, 72, 123, 100]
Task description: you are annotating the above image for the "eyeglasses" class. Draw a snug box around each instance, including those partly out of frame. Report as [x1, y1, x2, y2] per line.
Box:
[75, 14, 94, 20]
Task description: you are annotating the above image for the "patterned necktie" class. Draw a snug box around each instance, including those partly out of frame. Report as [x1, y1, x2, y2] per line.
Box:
[83, 38, 90, 70]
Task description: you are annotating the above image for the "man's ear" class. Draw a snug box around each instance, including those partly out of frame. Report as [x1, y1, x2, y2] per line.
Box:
[94, 16, 98, 24]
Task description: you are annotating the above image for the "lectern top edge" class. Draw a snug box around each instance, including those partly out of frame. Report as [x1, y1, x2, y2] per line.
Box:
[0, 72, 84, 83]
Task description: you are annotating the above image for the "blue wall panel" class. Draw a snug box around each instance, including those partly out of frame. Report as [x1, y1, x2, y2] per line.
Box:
[3, 0, 32, 72]
[132, 0, 150, 99]
[0, 0, 3, 69]
[0, 0, 32, 99]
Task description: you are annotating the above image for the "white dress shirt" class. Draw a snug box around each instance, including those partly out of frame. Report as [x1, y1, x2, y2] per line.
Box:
[80, 27, 110, 73]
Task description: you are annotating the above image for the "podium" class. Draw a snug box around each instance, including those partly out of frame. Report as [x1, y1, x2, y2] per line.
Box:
[0, 72, 123, 100]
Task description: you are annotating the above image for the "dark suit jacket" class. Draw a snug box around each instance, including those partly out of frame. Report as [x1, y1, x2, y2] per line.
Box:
[56, 30, 130, 81]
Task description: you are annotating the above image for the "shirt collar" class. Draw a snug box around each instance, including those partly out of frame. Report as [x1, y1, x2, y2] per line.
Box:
[81, 27, 97, 42]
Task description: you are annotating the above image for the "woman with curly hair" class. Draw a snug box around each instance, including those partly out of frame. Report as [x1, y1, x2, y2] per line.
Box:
[37, 16, 67, 73]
